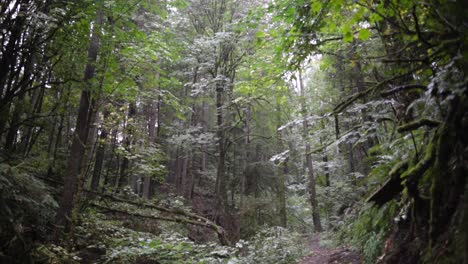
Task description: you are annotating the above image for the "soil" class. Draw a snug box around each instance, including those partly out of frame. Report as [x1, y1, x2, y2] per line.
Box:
[300, 235, 362, 264]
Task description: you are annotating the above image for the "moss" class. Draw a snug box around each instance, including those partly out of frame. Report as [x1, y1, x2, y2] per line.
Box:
[390, 160, 410, 178]
[428, 95, 468, 261]
[400, 141, 435, 181]
[396, 119, 441, 133]
[428, 125, 447, 257]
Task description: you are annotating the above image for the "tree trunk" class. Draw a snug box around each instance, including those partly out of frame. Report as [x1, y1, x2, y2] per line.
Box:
[4, 96, 23, 151]
[91, 110, 109, 191]
[215, 80, 228, 214]
[118, 102, 136, 191]
[185, 101, 199, 199]
[276, 101, 287, 228]
[142, 72, 161, 199]
[238, 105, 250, 237]
[20, 85, 45, 156]
[54, 8, 103, 236]
[181, 150, 189, 195]
[298, 70, 322, 232]
[200, 101, 208, 180]
[278, 157, 288, 227]
[48, 111, 64, 177]
[174, 147, 183, 188]
[104, 128, 118, 187]
[323, 155, 330, 187]
[0, 0, 28, 141]
[184, 150, 194, 199]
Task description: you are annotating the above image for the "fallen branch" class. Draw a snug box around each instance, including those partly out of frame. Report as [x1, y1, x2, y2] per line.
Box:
[91, 202, 213, 227]
[367, 160, 409, 206]
[87, 190, 208, 221]
[381, 84, 427, 96]
[85, 190, 229, 245]
[401, 140, 436, 180]
[397, 118, 441, 133]
[367, 138, 436, 206]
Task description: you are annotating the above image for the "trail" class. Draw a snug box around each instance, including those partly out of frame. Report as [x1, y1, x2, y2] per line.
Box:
[300, 235, 362, 264]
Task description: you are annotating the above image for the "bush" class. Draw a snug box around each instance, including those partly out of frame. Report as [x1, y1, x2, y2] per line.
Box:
[0, 162, 58, 262]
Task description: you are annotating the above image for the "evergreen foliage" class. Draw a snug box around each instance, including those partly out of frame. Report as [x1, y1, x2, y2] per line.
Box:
[0, 0, 467, 263]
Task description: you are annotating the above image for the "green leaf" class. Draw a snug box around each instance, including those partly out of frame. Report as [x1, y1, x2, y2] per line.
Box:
[311, 2, 322, 13]
[358, 28, 370, 41]
[341, 25, 353, 42]
[369, 13, 383, 23]
[327, 21, 337, 32]
[256, 31, 265, 38]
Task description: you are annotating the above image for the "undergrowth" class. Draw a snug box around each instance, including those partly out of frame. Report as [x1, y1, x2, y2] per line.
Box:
[31, 206, 306, 263]
[0, 158, 306, 263]
[333, 201, 397, 263]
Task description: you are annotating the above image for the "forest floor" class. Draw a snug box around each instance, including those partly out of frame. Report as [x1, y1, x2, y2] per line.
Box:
[300, 234, 362, 264]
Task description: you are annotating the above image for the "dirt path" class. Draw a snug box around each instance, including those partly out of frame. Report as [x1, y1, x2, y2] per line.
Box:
[300, 235, 362, 264]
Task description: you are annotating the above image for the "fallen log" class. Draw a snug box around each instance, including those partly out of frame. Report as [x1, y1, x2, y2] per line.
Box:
[367, 160, 409, 206]
[85, 190, 229, 246]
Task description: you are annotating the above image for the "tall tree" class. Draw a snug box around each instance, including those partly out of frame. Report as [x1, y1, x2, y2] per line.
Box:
[298, 70, 322, 232]
[55, 6, 104, 234]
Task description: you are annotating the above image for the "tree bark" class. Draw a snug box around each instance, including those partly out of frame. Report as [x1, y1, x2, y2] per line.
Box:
[298, 70, 322, 232]
[200, 101, 208, 179]
[276, 101, 287, 228]
[142, 72, 161, 198]
[54, 8, 103, 236]
[215, 80, 228, 215]
[278, 157, 288, 227]
[119, 102, 136, 191]
[238, 104, 251, 237]
[91, 110, 109, 191]
[104, 128, 118, 187]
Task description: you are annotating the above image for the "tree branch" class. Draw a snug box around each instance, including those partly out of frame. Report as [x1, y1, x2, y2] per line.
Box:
[366, 160, 409, 206]
[91, 202, 225, 232]
[85, 190, 229, 245]
[397, 118, 441, 133]
[381, 84, 427, 96]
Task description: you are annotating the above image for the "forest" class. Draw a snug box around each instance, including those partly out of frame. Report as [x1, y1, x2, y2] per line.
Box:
[0, 0, 467, 263]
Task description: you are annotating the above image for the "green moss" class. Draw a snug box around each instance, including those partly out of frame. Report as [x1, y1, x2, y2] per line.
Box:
[429, 125, 448, 250]
[390, 160, 409, 178]
[400, 142, 435, 180]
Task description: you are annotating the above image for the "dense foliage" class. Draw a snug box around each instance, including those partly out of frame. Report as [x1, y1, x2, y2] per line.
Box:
[0, 0, 467, 263]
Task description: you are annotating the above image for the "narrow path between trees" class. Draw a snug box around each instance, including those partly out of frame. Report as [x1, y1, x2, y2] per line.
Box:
[300, 235, 362, 264]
